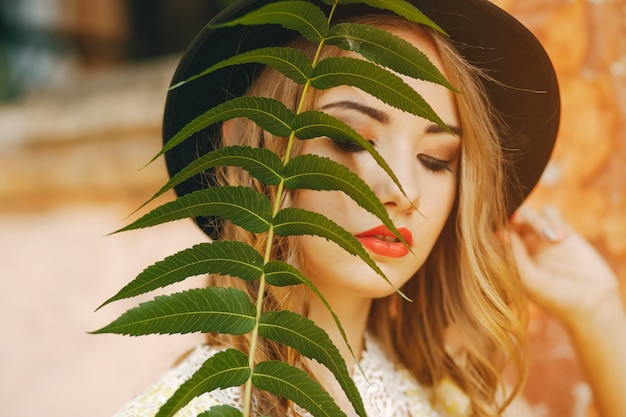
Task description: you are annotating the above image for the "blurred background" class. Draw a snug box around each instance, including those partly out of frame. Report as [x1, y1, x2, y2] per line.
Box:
[0, 0, 624, 416]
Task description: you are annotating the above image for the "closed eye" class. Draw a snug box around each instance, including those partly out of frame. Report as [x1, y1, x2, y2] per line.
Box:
[328, 137, 372, 153]
[418, 154, 453, 173]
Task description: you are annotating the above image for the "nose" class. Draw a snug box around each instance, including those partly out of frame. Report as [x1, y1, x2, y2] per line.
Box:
[370, 154, 420, 215]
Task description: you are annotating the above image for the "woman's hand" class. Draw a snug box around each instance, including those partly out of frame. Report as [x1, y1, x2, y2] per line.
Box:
[508, 205, 626, 417]
[507, 205, 619, 327]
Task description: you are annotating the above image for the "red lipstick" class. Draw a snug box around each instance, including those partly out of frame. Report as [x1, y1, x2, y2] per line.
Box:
[355, 225, 413, 258]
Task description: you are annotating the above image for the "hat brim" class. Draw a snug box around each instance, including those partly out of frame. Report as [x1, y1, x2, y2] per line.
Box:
[163, 0, 560, 239]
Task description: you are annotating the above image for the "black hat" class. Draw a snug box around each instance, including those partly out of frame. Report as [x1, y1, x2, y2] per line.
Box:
[162, 0, 560, 239]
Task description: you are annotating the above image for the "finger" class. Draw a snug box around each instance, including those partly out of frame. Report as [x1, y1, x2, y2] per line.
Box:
[541, 205, 570, 240]
[507, 213, 544, 255]
[511, 206, 564, 244]
[509, 207, 548, 253]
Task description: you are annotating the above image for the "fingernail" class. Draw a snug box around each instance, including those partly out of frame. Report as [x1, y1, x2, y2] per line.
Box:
[542, 227, 563, 243]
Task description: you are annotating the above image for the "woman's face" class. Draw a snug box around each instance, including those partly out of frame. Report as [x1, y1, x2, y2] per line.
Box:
[294, 28, 460, 300]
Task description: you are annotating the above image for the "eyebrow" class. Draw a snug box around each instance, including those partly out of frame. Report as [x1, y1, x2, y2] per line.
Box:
[320, 100, 462, 136]
[426, 124, 462, 137]
[320, 100, 390, 124]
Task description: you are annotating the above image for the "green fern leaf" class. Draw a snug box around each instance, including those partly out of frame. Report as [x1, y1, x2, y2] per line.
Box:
[273, 207, 387, 280]
[291, 110, 407, 197]
[259, 310, 366, 417]
[264, 260, 358, 366]
[98, 241, 264, 309]
[197, 405, 244, 417]
[98, 2, 452, 416]
[263, 259, 310, 287]
[311, 56, 449, 131]
[252, 361, 345, 417]
[336, 0, 445, 34]
[283, 153, 408, 246]
[115, 186, 273, 234]
[210, 1, 329, 43]
[157, 97, 294, 161]
[92, 287, 256, 336]
[172, 47, 313, 89]
[327, 23, 458, 91]
[148, 146, 284, 205]
[156, 349, 250, 417]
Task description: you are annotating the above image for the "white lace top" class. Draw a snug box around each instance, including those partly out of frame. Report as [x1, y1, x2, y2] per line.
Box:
[113, 335, 469, 417]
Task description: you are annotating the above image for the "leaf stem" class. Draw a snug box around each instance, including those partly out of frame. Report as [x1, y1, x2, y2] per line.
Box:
[327, 0, 339, 25]
[242, 3, 342, 415]
[242, 270, 268, 416]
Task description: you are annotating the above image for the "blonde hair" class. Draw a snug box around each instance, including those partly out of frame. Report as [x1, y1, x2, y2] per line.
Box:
[206, 14, 528, 417]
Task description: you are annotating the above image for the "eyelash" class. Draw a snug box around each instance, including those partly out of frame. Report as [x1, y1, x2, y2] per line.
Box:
[328, 137, 452, 173]
[417, 155, 453, 173]
[328, 137, 368, 153]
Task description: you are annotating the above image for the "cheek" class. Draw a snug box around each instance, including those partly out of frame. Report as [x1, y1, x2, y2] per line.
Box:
[294, 188, 350, 221]
[295, 189, 323, 213]
[419, 175, 458, 220]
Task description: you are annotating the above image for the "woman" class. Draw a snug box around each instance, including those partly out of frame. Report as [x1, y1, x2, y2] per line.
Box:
[113, 0, 626, 416]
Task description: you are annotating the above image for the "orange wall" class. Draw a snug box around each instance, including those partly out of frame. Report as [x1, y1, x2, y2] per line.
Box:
[495, 0, 626, 415]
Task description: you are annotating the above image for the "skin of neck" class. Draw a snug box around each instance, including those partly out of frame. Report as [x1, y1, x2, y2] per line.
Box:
[304, 288, 374, 414]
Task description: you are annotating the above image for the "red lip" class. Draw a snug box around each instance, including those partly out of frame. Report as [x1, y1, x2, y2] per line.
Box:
[355, 225, 413, 258]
